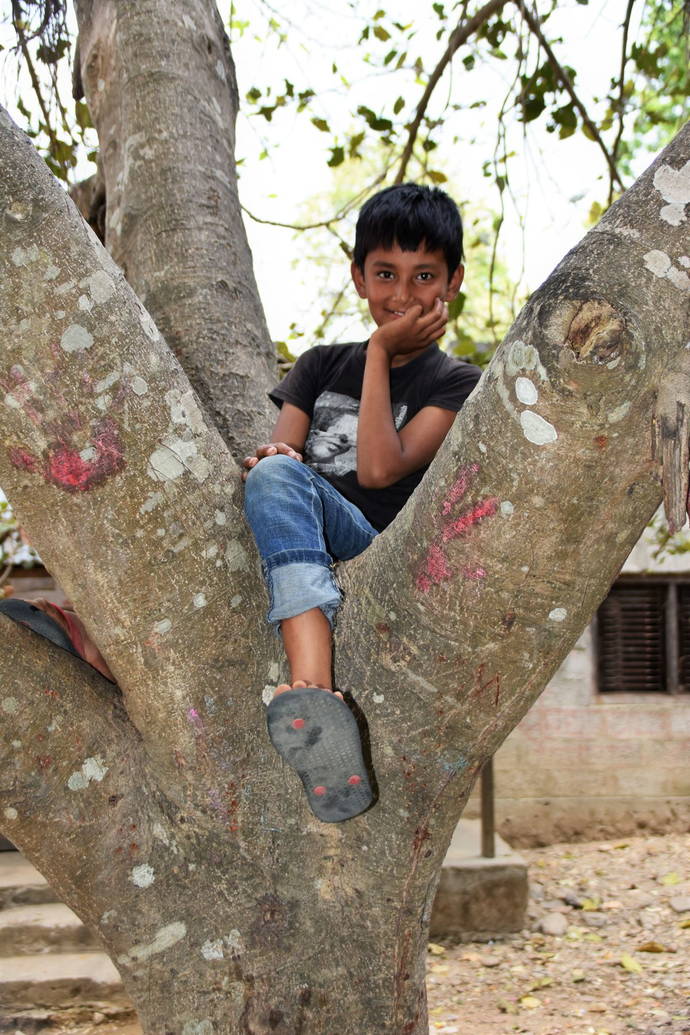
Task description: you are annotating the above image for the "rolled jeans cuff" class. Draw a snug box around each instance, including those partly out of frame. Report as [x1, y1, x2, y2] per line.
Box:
[263, 550, 342, 628]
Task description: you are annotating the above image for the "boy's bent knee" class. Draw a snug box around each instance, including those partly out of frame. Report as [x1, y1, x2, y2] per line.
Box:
[245, 453, 307, 494]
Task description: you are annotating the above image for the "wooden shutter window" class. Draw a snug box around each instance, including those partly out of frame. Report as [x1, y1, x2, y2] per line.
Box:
[597, 581, 667, 693]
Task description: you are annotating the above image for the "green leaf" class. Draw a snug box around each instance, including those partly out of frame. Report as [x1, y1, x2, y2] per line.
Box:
[328, 146, 345, 167]
[311, 117, 330, 132]
[447, 292, 466, 320]
[427, 169, 447, 183]
[373, 25, 391, 41]
[393, 96, 405, 115]
[75, 101, 92, 131]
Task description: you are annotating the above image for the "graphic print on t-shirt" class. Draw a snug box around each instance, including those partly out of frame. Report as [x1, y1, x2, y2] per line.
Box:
[305, 390, 408, 478]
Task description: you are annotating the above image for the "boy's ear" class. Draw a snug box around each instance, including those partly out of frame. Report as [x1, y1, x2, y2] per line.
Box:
[444, 264, 465, 302]
[351, 260, 368, 299]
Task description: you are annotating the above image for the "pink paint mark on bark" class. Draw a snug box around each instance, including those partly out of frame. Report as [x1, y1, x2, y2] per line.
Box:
[441, 497, 499, 543]
[463, 565, 487, 581]
[442, 463, 479, 515]
[187, 708, 204, 733]
[416, 543, 453, 593]
[417, 494, 498, 594]
[9, 447, 39, 473]
[45, 418, 125, 493]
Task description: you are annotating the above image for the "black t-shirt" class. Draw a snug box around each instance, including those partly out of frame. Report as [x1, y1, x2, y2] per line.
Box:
[269, 341, 481, 531]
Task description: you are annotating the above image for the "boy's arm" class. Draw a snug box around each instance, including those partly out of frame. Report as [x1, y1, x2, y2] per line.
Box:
[242, 403, 310, 480]
[357, 300, 456, 489]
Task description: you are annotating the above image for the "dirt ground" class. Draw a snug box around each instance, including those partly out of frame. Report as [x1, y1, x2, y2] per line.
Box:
[6, 833, 689, 1035]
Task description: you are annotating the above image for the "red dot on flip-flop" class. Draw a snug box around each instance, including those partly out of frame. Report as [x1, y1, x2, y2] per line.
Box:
[348, 775, 362, 786]
[291, 718, 305, 729]
[313, 785, 326, 796]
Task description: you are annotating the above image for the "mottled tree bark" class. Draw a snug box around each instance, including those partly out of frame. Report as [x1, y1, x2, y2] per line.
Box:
[74, 0, 276, 458]
[0, 12, 689, 1034]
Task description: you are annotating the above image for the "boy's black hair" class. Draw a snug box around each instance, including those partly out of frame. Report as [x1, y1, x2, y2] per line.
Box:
[353, 183, 463, 274]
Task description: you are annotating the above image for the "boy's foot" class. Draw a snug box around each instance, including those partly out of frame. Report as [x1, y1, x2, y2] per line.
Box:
[266, 685, 374, 823]
[274, 679, 343, 700]
[0, 597, 114, 681]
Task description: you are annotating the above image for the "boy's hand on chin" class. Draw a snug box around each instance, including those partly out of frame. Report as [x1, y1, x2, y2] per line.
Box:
[370, 298, 448, 358]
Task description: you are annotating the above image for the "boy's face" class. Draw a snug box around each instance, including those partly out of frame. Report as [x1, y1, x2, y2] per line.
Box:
[351, 242, 464, 330]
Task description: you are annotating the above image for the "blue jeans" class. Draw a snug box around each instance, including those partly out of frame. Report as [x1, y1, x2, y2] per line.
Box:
[243, 454, 378, 627]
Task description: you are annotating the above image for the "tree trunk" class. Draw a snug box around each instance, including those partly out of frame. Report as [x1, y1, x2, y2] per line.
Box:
[74, 0, 276, 458]
[0, 6, 689, 1030]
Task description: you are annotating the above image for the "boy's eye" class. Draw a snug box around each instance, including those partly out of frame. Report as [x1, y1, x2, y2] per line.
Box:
[417, 272, 434, 281]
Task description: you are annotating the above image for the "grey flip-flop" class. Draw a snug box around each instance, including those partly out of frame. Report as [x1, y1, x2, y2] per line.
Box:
[266, 687, 374, 822]
[0, 598, 81, 657]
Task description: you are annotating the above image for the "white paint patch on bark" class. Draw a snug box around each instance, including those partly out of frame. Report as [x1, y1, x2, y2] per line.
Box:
[644, 250, 672, 277]
[95, 370, 121, 393]
[11, 244, 40, 266]
[268, 663, 280, 682]
[608, 401, 631, 424]
[500, 501, 514, 516]
[154, 618, 172, 636]
[262, 686, 276, 705]
[230, 594, 242, 608]
[117, 921, 187, 965]
[215, 60, 226, 81]
[505, 339, 549, 381]
[138, 306, 160, 342]
[3, 807, 18, 821]
[148, 445, 186, 482]
[78, 295, 93, 312]
[182, 1022, 214, 1035]
[1, 697, 19, 714]
[225, 540, 249, 572]
[515, 377, 538, 405]
[478, 441, 487, 453]
[85, 269, 116, 304]
[653, 160, 690, 226]
[548, 607, 568, 622]
[67, 756, 109, 791]
[60, 325, 94, 353]
[667, 267, 690, 292]
[43, 265, 59, 280]
[140, 492, 164, 514]
[214, 509, 227, 525]
[520, 411, 558, 445]
[130, 376, 149, 396]
[201, 931, 245, 960]
[166, 389, 206, 434]
[130, 864, 155, 888]
[373, 693, 385, 704]
[193, 593, 208, 609]
[201, 938, 224, 960]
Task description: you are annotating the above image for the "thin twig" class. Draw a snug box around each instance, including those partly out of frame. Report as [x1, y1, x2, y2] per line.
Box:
[609, 0, 636, 205]
[395, 0, 510, 184]
[517, 1, 624, 191]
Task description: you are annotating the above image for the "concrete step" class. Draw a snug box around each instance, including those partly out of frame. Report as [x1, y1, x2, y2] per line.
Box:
[0, 952, 126, 1009]
[0, 903, 102, 956]
[0, 853, 55, 909]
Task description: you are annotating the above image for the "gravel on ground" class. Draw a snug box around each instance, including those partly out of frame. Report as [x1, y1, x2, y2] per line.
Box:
[427, 832, 690, 1035]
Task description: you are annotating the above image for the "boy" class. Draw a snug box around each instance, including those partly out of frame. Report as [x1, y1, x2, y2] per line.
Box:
[243, 183, 481, 823]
